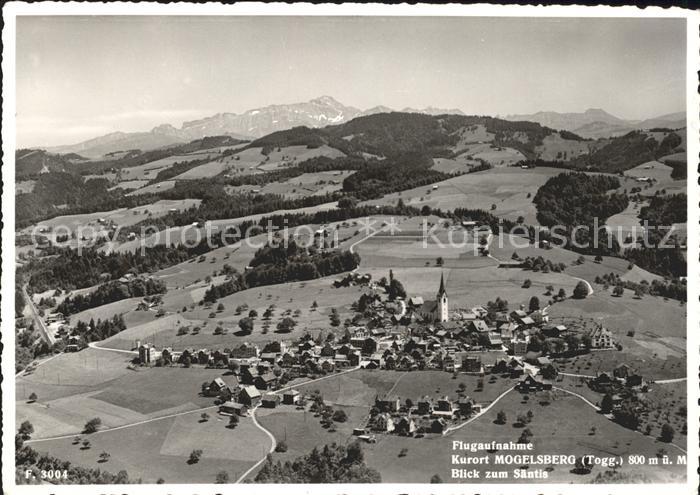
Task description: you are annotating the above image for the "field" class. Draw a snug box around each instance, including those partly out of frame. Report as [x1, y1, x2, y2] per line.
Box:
[118, 150, 221, 181]
[127, 180, 176, 196]
[431, 157, 481, 174]
[16, 348, 134, 402]
[174, 145, 346, 179]
[17, 180, 36, 194]
[256, 405, 366, 461]
[24, 199, 201, 241]
[17, 353, 236, 438]
[108, 179, 149, 191]
[535, 134, 593, 161]
[450, 124, 495, 154]
[356, 234, 581, 308]
[360, 389, 685, 483]
[27, 412, 266, 483]
[226, 170, 354, 199]
[606, 200, 647, 248]
[101, 276, 364, 351]
[362, 167, 565, 225]
[293, 370, 515, 409]
[620, 161, 687, 196]
[111, 201, 339, 253]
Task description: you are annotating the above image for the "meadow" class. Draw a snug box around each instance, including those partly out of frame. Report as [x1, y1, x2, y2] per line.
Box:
[362, 167, 565, 225]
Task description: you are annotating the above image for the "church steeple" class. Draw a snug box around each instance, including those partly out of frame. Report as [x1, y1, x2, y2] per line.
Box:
[438, 273, 447, 298]
[437, 272, 448, 323]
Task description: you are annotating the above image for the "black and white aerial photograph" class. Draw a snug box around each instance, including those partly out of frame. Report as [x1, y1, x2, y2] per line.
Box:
[3, 5, 698, 493]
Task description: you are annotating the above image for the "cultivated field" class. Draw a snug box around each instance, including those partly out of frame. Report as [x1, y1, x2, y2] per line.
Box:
[174, 145, 346, 179]
[119, 150, 221, 181]
[362, 167, 565, 225]
[24, 199, 201, 242]
[227, 170, 354, 198]
[27, 412, 265, 483]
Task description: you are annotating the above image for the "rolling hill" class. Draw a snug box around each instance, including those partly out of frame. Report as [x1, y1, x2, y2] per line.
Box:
[505, 108, 686, 139]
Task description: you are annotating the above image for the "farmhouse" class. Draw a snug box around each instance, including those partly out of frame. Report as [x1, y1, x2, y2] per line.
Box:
[219, 401, 248, 416]
[239, 385, 261, 406]
[261, 394, 281, 408]
[516, 374, 552, 392]
[283, 390, 301, 405]
[588, 325, 615, 349]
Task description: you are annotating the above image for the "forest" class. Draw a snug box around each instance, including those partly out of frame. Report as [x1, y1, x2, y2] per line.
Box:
[533, 173, 628, 227]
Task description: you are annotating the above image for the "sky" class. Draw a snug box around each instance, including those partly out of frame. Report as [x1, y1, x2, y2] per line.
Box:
[16, 16, 687, 148]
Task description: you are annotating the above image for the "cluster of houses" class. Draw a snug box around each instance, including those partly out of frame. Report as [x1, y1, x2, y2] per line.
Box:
[200, 375, 304, 418]
[363, 394, 483, 435]
[588, 363, 647, 405]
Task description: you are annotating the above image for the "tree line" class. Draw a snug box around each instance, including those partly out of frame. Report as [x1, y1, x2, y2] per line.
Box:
[254, 442, 381, 483]
[56, 278, 166, 316]
[203, 241, 360, 303]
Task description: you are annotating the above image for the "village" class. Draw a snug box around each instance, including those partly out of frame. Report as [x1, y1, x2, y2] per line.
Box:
[114, 270, 653, 445]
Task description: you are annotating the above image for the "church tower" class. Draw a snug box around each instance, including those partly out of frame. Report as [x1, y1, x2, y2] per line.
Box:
[437, 273, 449, 322]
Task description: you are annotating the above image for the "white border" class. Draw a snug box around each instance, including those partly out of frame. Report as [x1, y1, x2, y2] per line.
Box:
[2, 3, 698, 495]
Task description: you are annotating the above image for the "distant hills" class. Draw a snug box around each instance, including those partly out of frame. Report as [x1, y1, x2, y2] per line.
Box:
[36, 97, 685, 160]
[505, 108, 686, 139]
[44, 97, 473, 158]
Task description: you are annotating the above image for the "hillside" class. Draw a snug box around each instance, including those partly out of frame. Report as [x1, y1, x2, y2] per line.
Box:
[15, 149, 83, 178]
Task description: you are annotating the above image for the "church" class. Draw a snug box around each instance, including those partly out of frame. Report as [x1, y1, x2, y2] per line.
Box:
[415, 273, 449, 323]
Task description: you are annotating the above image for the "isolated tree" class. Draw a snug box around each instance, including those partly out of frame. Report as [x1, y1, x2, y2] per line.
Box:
[82, 440, 91, 449]
[276, 317, 296, 333]
[311, 300, 319, 311]
[330, 309, 341, 327]
[634, 287, 644, 299]
[217, 303, 225, 312]
[660, 423, 675, 443]
[528, 296, 540, 312]
[228, 415, 239, 429]
[613, 285, 625, 297]
[518, 428, 533, 444]
[573, 281, 589, 299]
[332, 409, 348, 423]
[200, 412, 210, 422]
[28, 392, 38, 403]
[275, 440, 288, 453]
[188, 449, 203, 464]
[18, 420, 34, 440]
[83, 417, 102, 434]
[522, 279, 532, 289]
[496, 410, 507, 425]
[574, 456, 593, 474]
[436, 256, 444, 266]
[99, 451, 111, 463]
[557, 288, 567, 300]
[545, 284, 554, 296]
[238, 317, 254, 335]
[215, 470, 229, 484]
[248, 309, 258, 318]
[430, 474, 443, 483]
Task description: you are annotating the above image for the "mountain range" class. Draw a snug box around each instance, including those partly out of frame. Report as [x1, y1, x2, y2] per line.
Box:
[44, 96, 684, 158]
[505, 108, 686, 139]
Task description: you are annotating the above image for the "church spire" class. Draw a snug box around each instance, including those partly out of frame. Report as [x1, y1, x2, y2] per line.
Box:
[438, 272, 447, 297]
